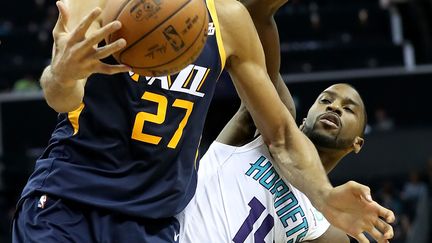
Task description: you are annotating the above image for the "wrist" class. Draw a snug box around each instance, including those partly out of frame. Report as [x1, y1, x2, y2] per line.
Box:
[47, 65, 77, 89]
[313, 184, 333, 213]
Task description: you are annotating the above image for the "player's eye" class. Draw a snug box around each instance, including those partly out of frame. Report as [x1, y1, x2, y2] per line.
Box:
[344, 107, 354, 113]
[320, 98, 331, 104]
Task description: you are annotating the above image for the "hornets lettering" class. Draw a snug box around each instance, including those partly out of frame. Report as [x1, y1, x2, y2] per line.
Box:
[246, 156, 309, 242]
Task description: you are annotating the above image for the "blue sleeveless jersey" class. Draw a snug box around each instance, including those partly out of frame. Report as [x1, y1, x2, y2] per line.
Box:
[20, 0, 226, 219]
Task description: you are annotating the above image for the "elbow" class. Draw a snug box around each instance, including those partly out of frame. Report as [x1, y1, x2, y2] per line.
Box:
[41, 83, 84, 113]
[44, 93, 82, 113]
[45, 102, 71, 114]
[40, 66, 84, 113]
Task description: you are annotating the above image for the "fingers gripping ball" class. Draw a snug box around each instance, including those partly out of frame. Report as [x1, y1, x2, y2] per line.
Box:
[102, 0, 209, 76]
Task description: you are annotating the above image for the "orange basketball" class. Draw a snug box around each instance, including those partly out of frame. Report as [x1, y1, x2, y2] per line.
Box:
[102, 0, 209, 76]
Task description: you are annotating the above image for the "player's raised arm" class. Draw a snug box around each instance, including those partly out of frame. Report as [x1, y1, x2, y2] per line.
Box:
[217, 0, 294, 146]
[240, 0, 295, 118]
[218, 0, 332, 215]
[216, 0, 394, 241]
[41, 0, 130, 113]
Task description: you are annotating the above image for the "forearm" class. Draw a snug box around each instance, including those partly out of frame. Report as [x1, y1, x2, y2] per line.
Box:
[40, 65, 85, 113]
[218, 82, 294, 145]
[306, 226, 350, 243]
[273, 74, 296, 119]
[217, 75, 295, 146]
[268, 129, 333, 212]
[246, 7, 296, 119]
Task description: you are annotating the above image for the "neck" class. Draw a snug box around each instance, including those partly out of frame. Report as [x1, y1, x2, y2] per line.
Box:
[316, 147, 348, 173]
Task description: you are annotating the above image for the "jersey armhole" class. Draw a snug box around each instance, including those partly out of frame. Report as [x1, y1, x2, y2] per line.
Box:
[206, 0, 226, 71]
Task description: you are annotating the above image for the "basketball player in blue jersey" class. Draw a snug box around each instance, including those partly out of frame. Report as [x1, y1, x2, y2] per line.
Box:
[13, 0, 393, 242]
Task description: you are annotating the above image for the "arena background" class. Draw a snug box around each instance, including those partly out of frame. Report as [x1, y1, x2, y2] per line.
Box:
[1, 0, 431, 242]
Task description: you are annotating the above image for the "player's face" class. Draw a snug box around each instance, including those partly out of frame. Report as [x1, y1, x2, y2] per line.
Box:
[301, 84, 365, 151]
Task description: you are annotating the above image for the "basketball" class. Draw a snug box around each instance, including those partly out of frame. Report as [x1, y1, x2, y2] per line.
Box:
[102, 0, 209, 76]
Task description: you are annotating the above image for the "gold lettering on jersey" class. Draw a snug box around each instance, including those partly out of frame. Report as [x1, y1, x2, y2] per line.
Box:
[130, 72, 140, 82]
[131, 91, 194, 149]
[128, 64, 211, 97]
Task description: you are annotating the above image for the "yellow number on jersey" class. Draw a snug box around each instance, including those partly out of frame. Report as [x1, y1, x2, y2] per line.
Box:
[168, 99, 194, 148]
[131, 92, 167, 145]
[131, 91, 194, 149]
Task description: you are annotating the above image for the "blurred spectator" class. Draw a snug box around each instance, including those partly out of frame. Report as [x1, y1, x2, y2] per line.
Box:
[401, 170, 428, 201]
[373, 107, 395, 132]
[12, 75, 40, 93]
[358, 9, 369, 26]
[400, 170, 428, 230]
[375, 180, 407, 242]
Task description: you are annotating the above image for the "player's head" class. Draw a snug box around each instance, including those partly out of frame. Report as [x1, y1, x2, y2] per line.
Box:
[301, 83, 367, 154]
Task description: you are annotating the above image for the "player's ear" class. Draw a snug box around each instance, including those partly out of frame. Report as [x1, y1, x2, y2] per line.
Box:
[299, 118, 306, 130]
[352, 136, 364, 154]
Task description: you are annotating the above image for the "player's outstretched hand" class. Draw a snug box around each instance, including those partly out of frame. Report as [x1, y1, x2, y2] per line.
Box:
[51, 1, 130, 87]
[320, 181, 395, 243]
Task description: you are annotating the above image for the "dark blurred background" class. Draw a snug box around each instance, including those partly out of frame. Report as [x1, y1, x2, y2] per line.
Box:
[1, 0, 432, 242]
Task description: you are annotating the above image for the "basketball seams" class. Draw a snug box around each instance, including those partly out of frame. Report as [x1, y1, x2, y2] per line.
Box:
[118, 0, 193, 63]
[132, 3, 209, 70]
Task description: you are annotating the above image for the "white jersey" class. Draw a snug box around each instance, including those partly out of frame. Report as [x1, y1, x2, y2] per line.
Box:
[177, 136, 330, 243]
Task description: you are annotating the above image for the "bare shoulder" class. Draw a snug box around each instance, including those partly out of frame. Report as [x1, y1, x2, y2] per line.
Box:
[214, 0, 252, 34]
[214, 0, 248, 17]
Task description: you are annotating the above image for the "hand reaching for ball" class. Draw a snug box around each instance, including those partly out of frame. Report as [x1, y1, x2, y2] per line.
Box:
[50, 1, 131, 88]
